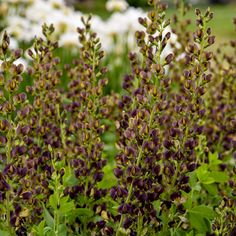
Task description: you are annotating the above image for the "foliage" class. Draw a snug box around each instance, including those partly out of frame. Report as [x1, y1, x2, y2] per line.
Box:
[0, 0, 235, 235]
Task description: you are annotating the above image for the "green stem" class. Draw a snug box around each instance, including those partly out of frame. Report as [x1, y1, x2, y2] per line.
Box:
[5, 114, 14, 234]
[51, 151, 60, 236]
[56, 104, 66, 150]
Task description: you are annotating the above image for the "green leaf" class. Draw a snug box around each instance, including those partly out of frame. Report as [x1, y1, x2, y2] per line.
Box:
[44, 228, 54, 236]
[62, 167, 78, 187]
[152, 200, 161, 216]
[59, 197, 75, 215]
[102, 132, 116, 143]
[75, 208, 94, 218]
[182, 190, 194, 210]
[189, 205, 216, 219]
[208, 171, 229, 183]
[0, 230, 10, 236]
[209, 152, 222, 166]
[188, 172, 197, 188]
[109, 202, 119, 215]
[63, 98, 72, 104]
[186, 231, 194, 236]
[203, 183, 218, 195]
[58, 224, 67, 235]
[188, 212, 210, 233]
[33, 220, 45, 236]
[188, 205, 216, 233]
[97, 164, 117, 189]
[43, 205, 54, 228]
[49, 193, 58, 210]
[196, 165, 215, 184]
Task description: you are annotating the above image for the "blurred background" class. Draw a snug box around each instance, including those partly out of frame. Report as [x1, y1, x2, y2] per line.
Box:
[0, 0, 235, 93]
[72, 0, 235, 42]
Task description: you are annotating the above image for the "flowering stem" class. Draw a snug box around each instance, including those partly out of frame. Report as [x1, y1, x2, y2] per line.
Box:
[116, 101, 156, 235]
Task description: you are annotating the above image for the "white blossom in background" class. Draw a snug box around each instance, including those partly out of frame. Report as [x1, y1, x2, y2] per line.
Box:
[60, 31, 79, 47]
[106, 0, 129, 12]
[4, 0, 177, 57]
[102, 7, 145, 51]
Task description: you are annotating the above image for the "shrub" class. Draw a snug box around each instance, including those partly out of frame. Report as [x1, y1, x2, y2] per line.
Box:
[0, 0, 235, 235]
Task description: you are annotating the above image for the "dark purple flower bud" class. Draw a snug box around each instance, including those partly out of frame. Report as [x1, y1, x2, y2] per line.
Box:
[110, 187, 117, 200]
[152, 165, 160, 176]
[103, 226, 114, 235]
[94, 189, 103, 200]
[10, 215, 17, 227]
[16, 63, 24, 74]
[133, 179, 141, 189]
[18, 145, 27, 155]
[94, 172, 104, 182]
[187, 162, 197, 172]
[165, 53, 174, 64]
[154, 185, 164, 195]
[0, 136, 7, 146]
[64, 187, 70, 196]
[185, 139, 197, 150]
[164, 150, 172, 159]
[122, 95, 132, 105]
[162, 200, 172, 209]
[181, 185, 191, 193]
[14, 203, 21, 215]
[114, 168, 123, 178]
[123, 218, 133, 229]
[97, 220, 106, 229]
[179, 175, 189, 185]
[22, 191, 32, 200]
[169, 128, 177, 137]
[170, 192, 181, 201]
[163, 139, 172, 149]
[208, 36, 215, 46]
[18, 167, 27, 177]
[118, 203, 133, 214]
[164, 164, 175, 176]
[28, 49, 34, 58]
[0, 119, 11, 132]
[124, 128, 135, 140]
[138, 192, 148, 202]
[42, 180, 48, 188]
[148, 192, 158, 201]
[13, 49, 23, 59]
[0, 191, 4, 201]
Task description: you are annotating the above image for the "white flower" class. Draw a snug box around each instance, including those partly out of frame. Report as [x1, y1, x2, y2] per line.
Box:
[48, 0, 66, 9]
[6, 16, 31, 41]
[97, 7, 145, 52]
[59, 31, 78, 47]
[106, 0, 128, 12]
[9, 37, 18, 49]
[25, 1, 51, 22]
